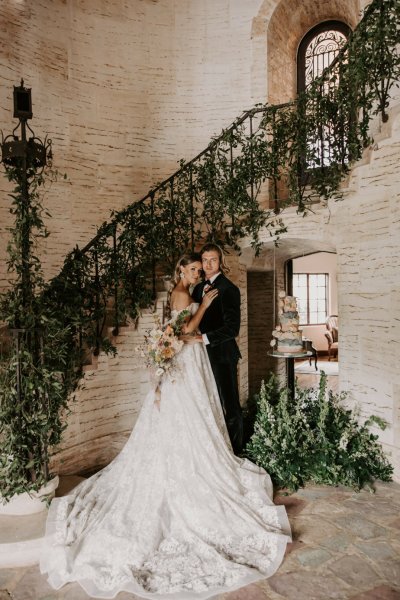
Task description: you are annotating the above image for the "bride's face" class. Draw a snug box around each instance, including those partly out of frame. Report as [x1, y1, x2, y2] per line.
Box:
[181, 261, 203, 285]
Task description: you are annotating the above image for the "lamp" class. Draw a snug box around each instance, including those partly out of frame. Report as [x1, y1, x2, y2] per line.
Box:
[1, 79, 52, 170]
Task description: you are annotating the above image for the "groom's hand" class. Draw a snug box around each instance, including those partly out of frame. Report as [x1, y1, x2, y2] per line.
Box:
[180, 334, 203, 344]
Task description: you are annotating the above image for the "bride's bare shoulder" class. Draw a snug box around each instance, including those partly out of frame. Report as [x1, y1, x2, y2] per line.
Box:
[170, 289, 192, 311]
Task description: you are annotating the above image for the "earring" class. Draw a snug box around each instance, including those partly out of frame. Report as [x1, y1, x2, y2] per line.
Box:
[180, 272, 185, 279]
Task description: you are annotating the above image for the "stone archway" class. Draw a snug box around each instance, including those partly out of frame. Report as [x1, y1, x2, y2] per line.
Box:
[265, 0, 359, 105]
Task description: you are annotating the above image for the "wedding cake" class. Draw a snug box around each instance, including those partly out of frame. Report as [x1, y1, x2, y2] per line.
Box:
[272, 291, 304, 353]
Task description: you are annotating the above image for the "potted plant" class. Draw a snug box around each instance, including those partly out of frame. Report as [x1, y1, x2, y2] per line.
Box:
[0, 82, 73, 514]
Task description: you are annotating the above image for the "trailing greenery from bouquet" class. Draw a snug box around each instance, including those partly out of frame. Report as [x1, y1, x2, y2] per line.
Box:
[245, 373, 393, 491]
[0, 162, 77, 500]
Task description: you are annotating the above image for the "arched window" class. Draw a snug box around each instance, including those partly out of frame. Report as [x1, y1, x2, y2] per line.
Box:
[297, 21, 351, 168]
[297, 21, 351, 94]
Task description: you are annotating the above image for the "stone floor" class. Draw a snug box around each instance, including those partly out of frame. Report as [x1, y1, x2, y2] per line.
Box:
[1, 481, 399, 600]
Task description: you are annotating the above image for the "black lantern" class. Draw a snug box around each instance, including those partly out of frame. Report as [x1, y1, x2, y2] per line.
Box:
[13, 81, 32, 120]
[1, 79, 52, 170]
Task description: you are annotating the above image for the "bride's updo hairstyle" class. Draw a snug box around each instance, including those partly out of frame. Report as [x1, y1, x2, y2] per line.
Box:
[173, 252, 202, 285]
[200, 242, 230, 274]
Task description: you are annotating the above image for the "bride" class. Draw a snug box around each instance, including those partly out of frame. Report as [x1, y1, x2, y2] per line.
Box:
[40, 253, 291, 599]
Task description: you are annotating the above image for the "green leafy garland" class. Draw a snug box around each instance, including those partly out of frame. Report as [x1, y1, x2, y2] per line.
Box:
[0, 163, 77, 500]
[246, 373, 393, 491]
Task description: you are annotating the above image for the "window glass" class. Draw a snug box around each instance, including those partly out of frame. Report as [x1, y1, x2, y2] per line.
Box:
[293, 273, 328, 325]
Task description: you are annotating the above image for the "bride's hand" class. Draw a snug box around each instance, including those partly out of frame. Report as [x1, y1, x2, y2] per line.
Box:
[202, 288, 218, 308]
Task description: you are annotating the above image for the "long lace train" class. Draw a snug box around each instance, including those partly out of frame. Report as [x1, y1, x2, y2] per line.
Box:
[40, 304, 291, 599]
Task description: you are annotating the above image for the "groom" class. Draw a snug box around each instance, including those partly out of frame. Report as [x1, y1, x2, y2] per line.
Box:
[192, 243, 243, 455]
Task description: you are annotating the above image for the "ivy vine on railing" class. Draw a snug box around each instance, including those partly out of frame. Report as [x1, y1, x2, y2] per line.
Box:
[47, 0, 399, 360]
[0, 0, 399, 499]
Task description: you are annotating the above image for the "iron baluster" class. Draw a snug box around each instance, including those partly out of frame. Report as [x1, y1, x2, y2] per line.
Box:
[112, 223, 119, 336]
[230, 134, 235, 229]
[249, 114, 254, 204]
[76, 262, 83, 352]
[13, 329, 23, 410]
[189, 165, 194, 251]
[93, 249, 101, 356]
[170, 178, 175, 259]
[319, 83, 325, 169]
[39, 331, 49, 481]
[378, 0, 389, 123]
[272, 110, 279, 212]
[150, 193, 156, 301]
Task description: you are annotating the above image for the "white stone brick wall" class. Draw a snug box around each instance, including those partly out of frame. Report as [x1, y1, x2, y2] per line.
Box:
[248, 104, 400, 481]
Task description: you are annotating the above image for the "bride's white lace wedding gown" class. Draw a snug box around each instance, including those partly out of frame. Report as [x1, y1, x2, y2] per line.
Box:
[40, 303, 291, 599]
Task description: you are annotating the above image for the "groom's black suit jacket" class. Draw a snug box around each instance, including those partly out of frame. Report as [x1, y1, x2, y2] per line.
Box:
[192, 273, 241, 365]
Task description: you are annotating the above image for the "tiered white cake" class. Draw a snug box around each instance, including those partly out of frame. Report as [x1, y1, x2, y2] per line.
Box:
[272, 291, 304, 353]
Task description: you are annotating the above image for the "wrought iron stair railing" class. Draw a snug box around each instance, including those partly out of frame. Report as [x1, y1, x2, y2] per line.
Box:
[40, 0, 398, 361]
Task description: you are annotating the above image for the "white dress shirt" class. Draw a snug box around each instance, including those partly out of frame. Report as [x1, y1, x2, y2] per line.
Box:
[202, 272, 221, 345]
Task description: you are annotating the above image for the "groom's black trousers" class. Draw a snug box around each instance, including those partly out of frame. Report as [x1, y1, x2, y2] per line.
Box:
[209, 359, 243, 455]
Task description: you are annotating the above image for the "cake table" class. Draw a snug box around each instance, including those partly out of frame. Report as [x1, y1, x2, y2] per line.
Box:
[268, 350, 313, 399]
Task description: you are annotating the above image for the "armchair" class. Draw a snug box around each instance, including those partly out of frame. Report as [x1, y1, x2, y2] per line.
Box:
[325, 315, 338, 361]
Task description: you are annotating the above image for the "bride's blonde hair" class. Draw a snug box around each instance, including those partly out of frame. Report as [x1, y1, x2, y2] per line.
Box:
[164, 253, 202, 321]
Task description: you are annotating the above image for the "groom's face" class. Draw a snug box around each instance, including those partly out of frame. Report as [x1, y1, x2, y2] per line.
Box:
[202, 250, 220, 279]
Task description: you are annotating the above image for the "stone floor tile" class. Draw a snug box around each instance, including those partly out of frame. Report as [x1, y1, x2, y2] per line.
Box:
[295, 486, 338, 500]
[296, 546, 332, 567]
[268, 571, 351, 600]
[349, 584, 400, 599]
[355, 540, 396, 561]
[346, 500, 400, 521]
[284, 539, 305, 556]
[225, 582, 269, 600]
[0, 567, 25, 590]
[273, 495, 307, 517]
[291, 515, 339, 543]
[333, 514, 387, 539]
[389, 517, 400, 531]
[9, 566, 58, 600]
[320, 533, 352, 552]
[63, 583, 93, 599]
[329, 555, 380, 588]
[301, 499, 348, 516]
[374, 559, 400, 588]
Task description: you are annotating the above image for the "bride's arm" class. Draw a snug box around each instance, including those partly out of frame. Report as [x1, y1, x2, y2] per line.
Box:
[181, 289, 218, 334]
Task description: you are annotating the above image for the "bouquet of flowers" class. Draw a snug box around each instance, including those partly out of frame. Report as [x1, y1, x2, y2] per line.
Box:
[136, 309, 191, 379]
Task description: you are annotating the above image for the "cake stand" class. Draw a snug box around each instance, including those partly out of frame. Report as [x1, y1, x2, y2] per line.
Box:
[268, 350, 313, 399]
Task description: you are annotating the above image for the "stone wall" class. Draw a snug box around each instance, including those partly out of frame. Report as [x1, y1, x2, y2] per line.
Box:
[50, 307, 158, 475]
[0, 0, 269, 289]
[247, 271, 274, 398]
[247, 104, 400, 481]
